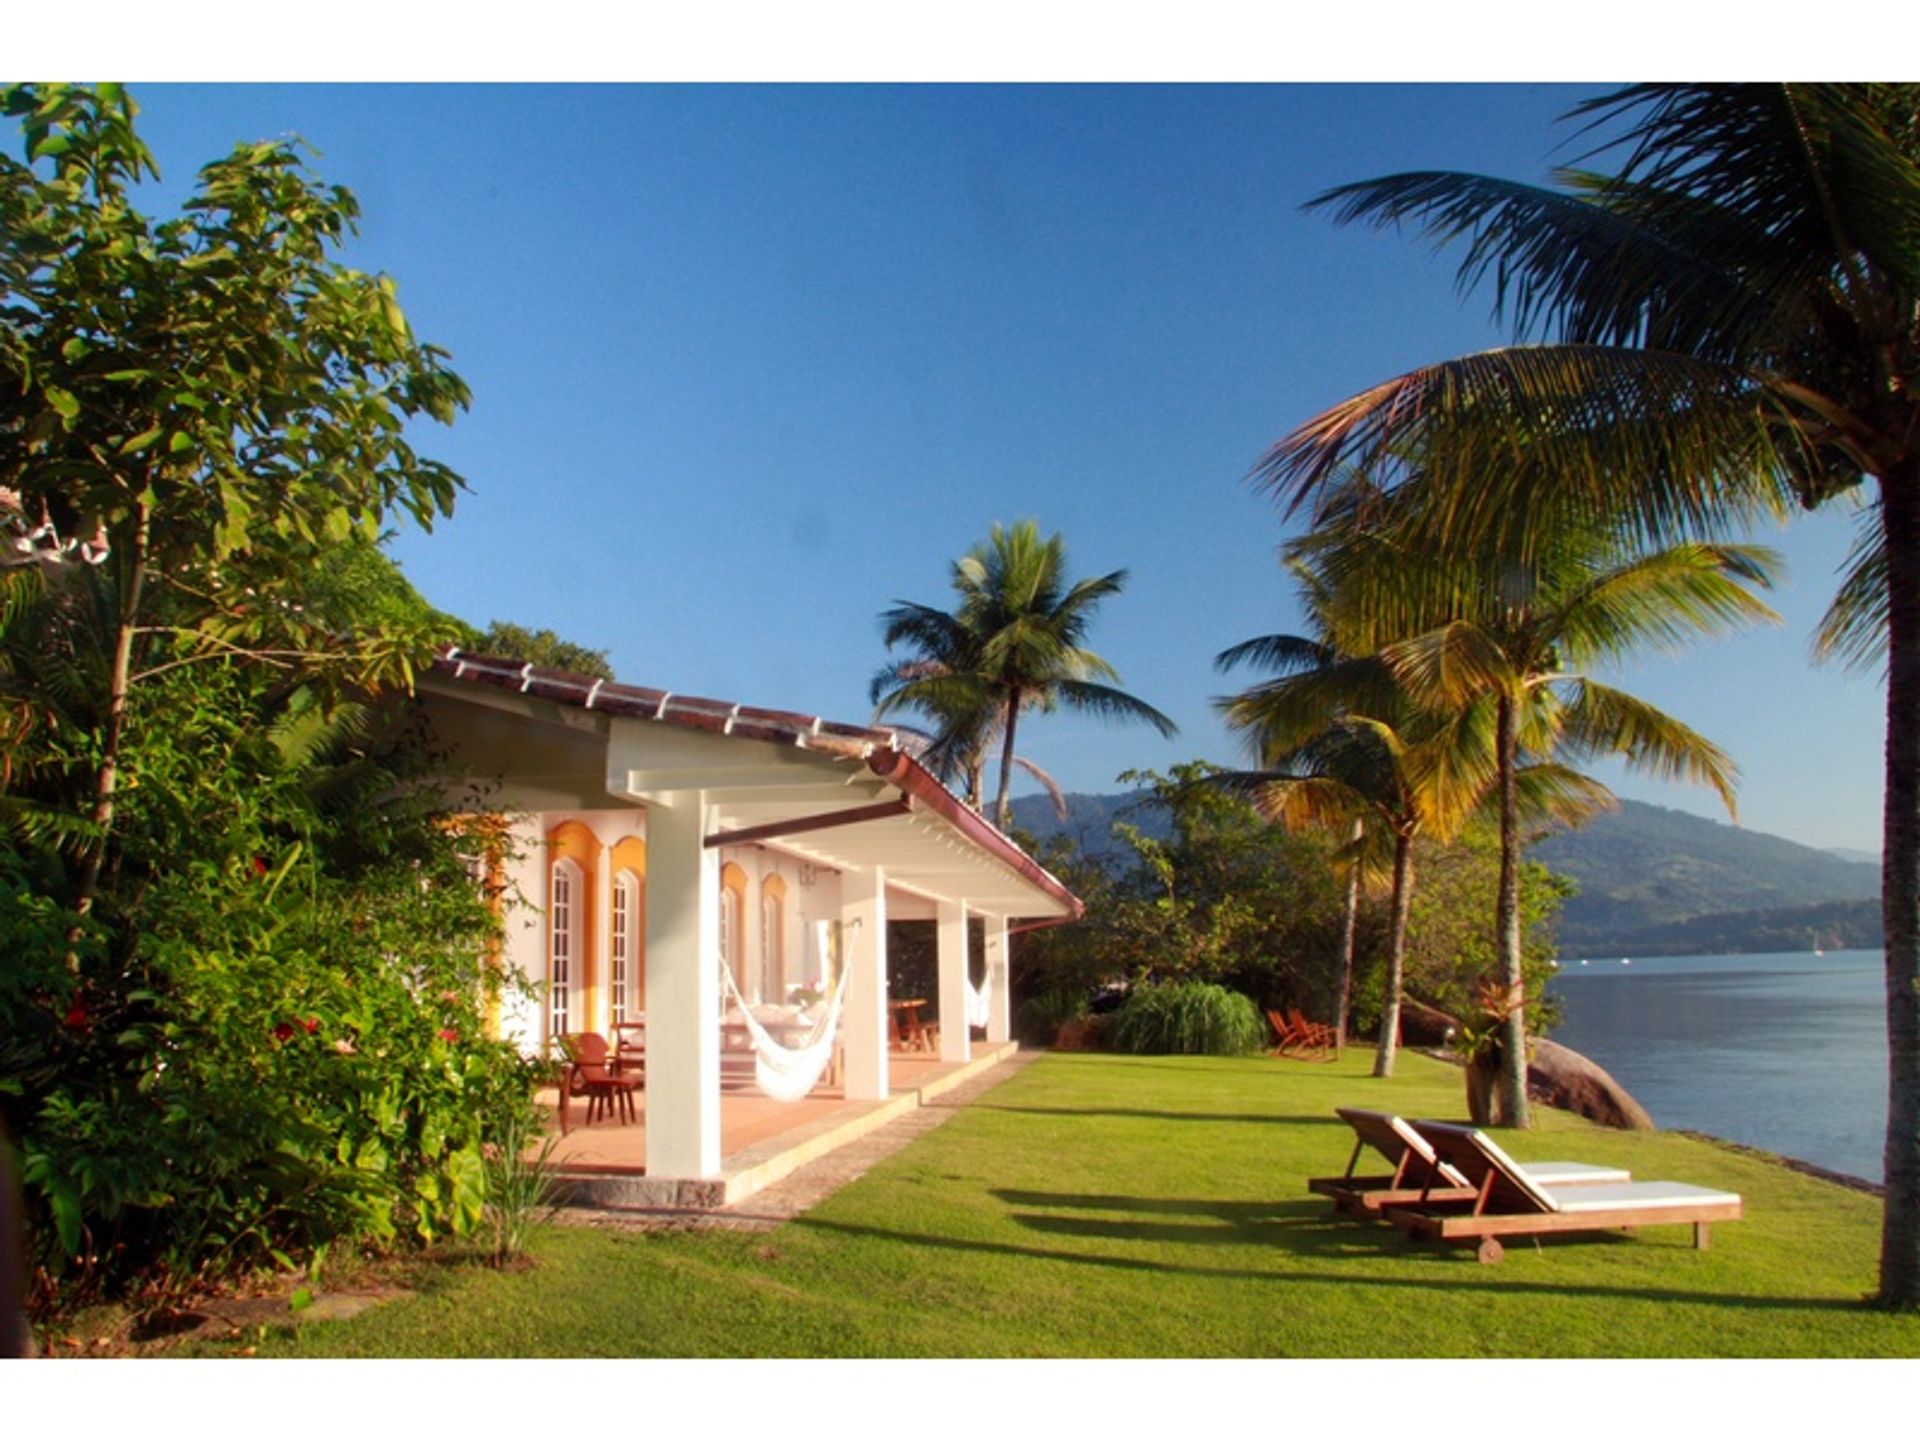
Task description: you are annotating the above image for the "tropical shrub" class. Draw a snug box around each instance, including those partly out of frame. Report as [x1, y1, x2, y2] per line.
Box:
[1014, 988, 1091, 1047]
[1108, 980, 1265, 1057]
[1, 650, 538, 1315]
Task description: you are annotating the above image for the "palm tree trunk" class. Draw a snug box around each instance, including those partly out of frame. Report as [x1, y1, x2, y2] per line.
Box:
[1879, 463, 1920, 1308]
[1372, 828, 1413, 1078]
[993, 687, 1021, 830]
[1335, 818, 1363, 1050]
[1494, 690, 1531, 1128]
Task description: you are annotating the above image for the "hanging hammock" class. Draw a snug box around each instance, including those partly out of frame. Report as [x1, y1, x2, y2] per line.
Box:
[718, 959, 853, 1103]
[964, 965, 992, 1030]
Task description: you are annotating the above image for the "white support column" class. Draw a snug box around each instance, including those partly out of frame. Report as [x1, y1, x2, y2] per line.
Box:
[841, 865, 889, 1101]
[984, 915, 1011, 1044]
[937, 900, 972, 1064]
[643, 793, 721, 1179]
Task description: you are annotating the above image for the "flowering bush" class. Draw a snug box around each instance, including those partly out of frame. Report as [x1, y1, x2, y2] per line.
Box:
[1, 654, 539, 1319]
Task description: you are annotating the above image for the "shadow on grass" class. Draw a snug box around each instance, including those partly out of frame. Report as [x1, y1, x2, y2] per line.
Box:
[972, 1103, 1348, 1127]
[789, 1210, 1864, 1315]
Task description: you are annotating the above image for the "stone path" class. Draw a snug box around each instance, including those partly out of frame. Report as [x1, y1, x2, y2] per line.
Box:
[552, 1048, 1040, 1234]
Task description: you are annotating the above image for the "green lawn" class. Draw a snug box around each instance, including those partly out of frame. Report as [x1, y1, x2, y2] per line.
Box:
[206, 1049, 1920, 1357]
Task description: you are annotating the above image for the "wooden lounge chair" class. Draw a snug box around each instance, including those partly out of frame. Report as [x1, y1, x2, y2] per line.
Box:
[1267, 1008, 1333, 1060]
[1309, 1108, 1631, 1214]
[1386, 1119, 1741, 1264]
[557, 1032, 642, 1133]
[1290, 1008, 1338, 1050]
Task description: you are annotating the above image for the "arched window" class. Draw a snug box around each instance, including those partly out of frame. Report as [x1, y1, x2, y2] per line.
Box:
[610, 869, 639, 1027]
[760, 874, 788, 1002]
[720, 862, 749, 996]
[549, 857, 583, 1038]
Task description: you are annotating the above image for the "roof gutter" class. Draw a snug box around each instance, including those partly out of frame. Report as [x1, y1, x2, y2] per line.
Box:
[864, 747, 1084, 922]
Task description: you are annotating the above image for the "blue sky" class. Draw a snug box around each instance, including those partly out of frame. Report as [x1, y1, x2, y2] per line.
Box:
[116, 82, 1884, 855]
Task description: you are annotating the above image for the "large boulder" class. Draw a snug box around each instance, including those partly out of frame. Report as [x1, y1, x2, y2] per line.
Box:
[1396, 997, 1457, 1048]
[1527, 1037, 1655, 1131]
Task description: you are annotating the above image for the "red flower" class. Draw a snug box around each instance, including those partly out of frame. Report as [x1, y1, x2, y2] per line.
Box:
[63, 997, 88, 1031]
[251, 856, 269, 877]
[437, 1028, 459, 1043]
[302, 1017, 320, 1034]
[272, 1022, 295, 1042]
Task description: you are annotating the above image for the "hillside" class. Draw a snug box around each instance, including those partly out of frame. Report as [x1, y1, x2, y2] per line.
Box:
[1530, 800, 1879, 954]
[1008, 791, 1881, 957]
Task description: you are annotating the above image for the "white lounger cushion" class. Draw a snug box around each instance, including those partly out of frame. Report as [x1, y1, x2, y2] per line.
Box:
[1520, 1161, 1633, 1187]
[1544, 1181, 1741, 1213]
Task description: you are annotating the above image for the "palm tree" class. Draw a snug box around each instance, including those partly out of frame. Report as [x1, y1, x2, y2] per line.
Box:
[1216, 559, 1483, 1072]
[1330, 508, 1780, 1126]
[1255, 84, 1920, 1301]
[878, 521, 1176, 829]
[1217, 542, 1614, 1079]
[868, 647, 1067, 818]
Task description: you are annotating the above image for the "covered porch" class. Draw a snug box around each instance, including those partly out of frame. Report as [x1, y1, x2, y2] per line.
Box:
[534, 1043, 1022, 1208]
[421, 651, 1082, 1211]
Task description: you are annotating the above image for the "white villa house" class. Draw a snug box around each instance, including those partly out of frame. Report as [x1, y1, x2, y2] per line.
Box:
[417, 649, 1082, 1201]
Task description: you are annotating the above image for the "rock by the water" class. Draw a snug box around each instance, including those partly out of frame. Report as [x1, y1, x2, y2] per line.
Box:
[1527, 1037, 1655, 1131]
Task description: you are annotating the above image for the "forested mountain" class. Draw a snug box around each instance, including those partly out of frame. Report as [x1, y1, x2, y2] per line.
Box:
[1008, 791, 1881, 957]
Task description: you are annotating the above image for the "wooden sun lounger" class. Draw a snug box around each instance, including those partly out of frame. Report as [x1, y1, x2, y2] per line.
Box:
[1309, 1108, 1632, 1214]
[1267, 1008, 1334, 1060]
[1386, 1119, 1741, 1264]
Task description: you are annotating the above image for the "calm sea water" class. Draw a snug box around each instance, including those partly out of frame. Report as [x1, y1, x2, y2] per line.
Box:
[1546, 949, 1886, 1182]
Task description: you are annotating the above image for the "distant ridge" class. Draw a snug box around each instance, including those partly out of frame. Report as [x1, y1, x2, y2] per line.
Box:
[1007, 790, 1881, 958]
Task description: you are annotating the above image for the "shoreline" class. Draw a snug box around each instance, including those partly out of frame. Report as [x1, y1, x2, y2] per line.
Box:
[1418, 1045, 1882, 1194]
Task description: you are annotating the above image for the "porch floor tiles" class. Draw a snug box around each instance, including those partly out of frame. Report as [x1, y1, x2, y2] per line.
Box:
[528, 1043, 1017, 1210]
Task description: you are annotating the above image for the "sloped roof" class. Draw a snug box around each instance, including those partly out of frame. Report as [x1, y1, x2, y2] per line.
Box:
[428, 649, 1081, 922]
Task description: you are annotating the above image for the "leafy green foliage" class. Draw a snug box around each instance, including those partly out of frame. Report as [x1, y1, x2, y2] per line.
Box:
[463, 620, 614, 680]
[1, 647, 539, 1311]
[0, 86, 537, 1322]
[1369, 830, 1572, 1035]
[1108, 980, 1265, 1056]
[1013, 764, 1348, 1021]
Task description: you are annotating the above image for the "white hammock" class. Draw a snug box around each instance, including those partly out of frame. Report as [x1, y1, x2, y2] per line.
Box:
[718, 961, 853, 1103]
[964, 966, 992, 1030]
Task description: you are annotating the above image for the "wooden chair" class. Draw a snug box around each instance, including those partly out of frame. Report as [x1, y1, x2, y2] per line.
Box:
[1290, 1008, 1338, 1050]
[1385, 1119, 1740, 1264]
[1309, 1107, 1629, 1215]
[1267, 1007, 1332, 1060]
[557, 1032, 642, 1134]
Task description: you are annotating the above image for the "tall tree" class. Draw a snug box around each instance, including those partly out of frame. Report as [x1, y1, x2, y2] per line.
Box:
[1217, 540, 1610, 1078]
[1314, 502, 1780, 1124]
[876, 521, 1175, 828]
[1255, 85, 1920, 1257]
[1216, 588, 1475, 1072]
[0, 84, 469, 926]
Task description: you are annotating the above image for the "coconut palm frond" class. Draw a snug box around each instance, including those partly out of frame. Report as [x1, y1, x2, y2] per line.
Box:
[1011, 755, 1068, 821]
[1556, 677, 1741, 819]
[1051, 678, 1178, 739]
[1308, 166, 1758, 350]
[1382, 620, 1517, 709]
[1255, 345, 1797, 556]
[1511, 761, 1620, 835]
[1547, 540, 1783, 667]
[1812, 504, 1886, 674]
[1213, 632, 1336, 676]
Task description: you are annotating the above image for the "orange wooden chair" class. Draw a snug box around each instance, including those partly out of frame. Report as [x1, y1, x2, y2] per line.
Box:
[557, 1032, 642, 1133]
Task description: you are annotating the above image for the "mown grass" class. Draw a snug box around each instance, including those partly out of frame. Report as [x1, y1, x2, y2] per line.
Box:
[191, 1049, 1920, 1357]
